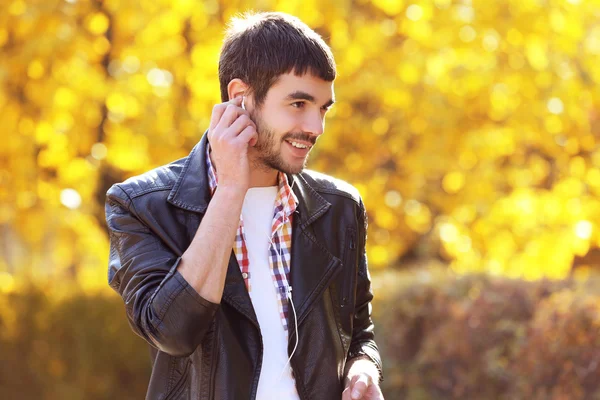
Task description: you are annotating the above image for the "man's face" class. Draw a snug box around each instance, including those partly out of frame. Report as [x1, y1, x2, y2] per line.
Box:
[248, 72, 334, 175]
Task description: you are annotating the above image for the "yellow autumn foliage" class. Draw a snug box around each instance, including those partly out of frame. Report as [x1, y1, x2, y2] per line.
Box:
[2, 0, 600, 292]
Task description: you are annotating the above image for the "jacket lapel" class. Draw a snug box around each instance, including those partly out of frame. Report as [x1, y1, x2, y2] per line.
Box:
[167, 132, 211, 214]
[222, 252, 259, 328]
[288, 174, 342, 329]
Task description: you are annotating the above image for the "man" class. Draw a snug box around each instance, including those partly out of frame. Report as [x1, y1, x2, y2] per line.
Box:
[105, 11, 383, 400]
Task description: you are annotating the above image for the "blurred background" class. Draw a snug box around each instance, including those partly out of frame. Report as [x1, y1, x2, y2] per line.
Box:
[2, 0, 600, 398]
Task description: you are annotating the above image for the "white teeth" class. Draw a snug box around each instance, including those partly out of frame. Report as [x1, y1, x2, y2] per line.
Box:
[288, 141, 309, 149]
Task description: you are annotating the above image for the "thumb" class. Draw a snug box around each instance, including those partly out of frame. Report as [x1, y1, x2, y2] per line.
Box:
[350, 373, 370, 399]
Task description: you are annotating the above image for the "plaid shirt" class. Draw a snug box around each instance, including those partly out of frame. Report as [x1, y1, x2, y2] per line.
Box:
[206, 145, 298, 332]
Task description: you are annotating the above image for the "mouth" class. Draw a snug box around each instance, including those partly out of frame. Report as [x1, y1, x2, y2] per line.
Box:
[285, 139, 312, 150]
[284, 139, 313, 158]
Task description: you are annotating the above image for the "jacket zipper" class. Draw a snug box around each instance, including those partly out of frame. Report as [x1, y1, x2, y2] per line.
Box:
[342, 229, 357, 308]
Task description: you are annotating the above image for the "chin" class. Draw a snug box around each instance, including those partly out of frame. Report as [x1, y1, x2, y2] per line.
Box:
[285, 165, 305, 175]
[282, 157, 309, 175]
[265, 158, 307, 175]
[277, 162, 305, 175]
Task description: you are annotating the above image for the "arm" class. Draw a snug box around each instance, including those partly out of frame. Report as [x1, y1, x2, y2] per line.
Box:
[179, 96, 258, 304]
[177, 184, 246, 304]
[106, 97, 257, 357]
[106, 185, 220, 357]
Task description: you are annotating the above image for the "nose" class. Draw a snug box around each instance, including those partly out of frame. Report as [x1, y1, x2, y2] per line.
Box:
[302, 112, 325, 138]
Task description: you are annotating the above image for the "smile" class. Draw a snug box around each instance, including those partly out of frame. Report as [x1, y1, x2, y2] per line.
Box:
[286, 140, 311, 149]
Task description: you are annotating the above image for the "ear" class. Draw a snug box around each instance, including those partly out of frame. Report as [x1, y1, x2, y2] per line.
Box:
[227, 78, 250, 101]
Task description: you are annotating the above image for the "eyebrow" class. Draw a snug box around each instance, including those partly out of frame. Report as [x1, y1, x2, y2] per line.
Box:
[285, 91, 335, 109]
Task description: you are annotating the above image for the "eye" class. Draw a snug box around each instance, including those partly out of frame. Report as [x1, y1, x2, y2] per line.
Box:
[291, 101, 305, 109]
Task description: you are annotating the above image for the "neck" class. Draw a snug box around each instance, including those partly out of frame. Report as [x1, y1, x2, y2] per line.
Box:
[249, 161, 278, 187]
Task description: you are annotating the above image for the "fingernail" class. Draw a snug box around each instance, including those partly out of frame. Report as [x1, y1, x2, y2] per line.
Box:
[351, 390, 360, 399]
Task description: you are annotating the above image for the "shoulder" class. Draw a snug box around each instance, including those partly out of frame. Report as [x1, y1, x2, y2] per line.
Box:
[106, 156, 186, 201]
[299, 169, 362, 206]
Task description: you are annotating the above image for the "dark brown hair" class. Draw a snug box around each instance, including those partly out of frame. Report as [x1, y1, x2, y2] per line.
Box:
[218, 12, 336, 106]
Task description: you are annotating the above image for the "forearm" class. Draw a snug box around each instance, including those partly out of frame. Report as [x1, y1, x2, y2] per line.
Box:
[178, 185, 245, 303]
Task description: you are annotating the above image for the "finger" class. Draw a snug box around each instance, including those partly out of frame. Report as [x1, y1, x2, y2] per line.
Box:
[209, 104, 226, 133]
[236, 124, 258, 146]
[248, 134, 258, 147]
[226, 114, 255, 138]
[342, 387, 353, 400]
[350, 374, 370, 399]
[375, 385, 385, 400]
[209, 97, 243, 132]
[215, 103, 249, 132]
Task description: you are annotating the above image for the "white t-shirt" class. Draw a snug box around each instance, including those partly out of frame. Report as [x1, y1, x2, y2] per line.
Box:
[241, 187, 300, 400]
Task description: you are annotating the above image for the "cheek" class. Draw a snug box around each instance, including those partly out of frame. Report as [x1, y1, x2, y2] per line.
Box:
[270, 108, 301, 132]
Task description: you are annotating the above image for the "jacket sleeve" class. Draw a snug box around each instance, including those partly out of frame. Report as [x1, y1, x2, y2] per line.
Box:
[346, 197, 384, 383]
[105, 184, 219, 357]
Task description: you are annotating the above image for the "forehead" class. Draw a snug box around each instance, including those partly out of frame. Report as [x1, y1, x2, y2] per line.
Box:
[267, 72, 334, 100]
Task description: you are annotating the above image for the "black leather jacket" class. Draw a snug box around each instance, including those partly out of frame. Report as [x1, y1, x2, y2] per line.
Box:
[105, 133, 382, 400]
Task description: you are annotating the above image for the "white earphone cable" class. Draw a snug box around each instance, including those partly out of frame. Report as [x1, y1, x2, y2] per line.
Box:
[279, 286, 299, 381]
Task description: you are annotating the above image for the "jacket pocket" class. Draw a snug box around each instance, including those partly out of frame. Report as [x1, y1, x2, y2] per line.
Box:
[164, 358, 192, 400]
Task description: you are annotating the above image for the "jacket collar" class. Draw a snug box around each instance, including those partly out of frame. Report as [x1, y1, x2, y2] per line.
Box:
[166, 132, 212, 213]
[167, 131, 331, 224]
